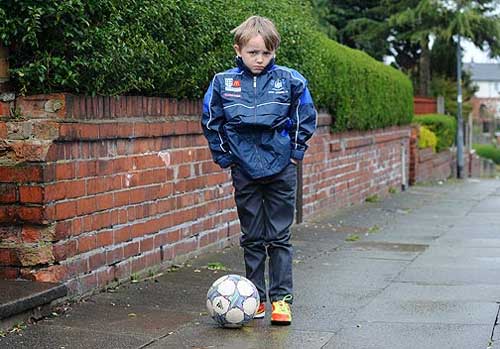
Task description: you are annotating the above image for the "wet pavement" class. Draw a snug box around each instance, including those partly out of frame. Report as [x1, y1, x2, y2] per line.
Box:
[1, 179, 500, 349]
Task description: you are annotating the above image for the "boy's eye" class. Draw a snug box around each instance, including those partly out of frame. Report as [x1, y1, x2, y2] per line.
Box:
[247, 51, 272, 56]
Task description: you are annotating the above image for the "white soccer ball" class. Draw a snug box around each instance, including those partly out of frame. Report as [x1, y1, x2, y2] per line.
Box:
[206, 274, 260, 328]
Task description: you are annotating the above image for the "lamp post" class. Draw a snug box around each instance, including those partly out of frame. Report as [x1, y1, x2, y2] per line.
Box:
[456, 33, 465, 179]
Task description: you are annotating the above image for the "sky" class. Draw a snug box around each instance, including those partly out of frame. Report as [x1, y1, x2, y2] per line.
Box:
[384, 38, 500, 65]
[462, 39, 500, 63]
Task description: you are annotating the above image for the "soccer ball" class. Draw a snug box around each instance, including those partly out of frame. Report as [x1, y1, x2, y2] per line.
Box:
[206, 274, 260, 328]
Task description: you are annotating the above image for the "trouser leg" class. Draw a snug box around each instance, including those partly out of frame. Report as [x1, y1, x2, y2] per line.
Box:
[263, 163, 297, 303]
[232, 167, 267, 302]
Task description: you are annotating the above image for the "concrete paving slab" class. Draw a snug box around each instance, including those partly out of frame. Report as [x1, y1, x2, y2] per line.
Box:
[324, 322, 491, 349]
[147, 316, 334, 349]
[374, 283, 500, 303]
[48, 300, 197, 337]
[357, 298, 498, 325]
[434, 238, 500, 248]
[398, 266, 500, 285]
[0, 323, 149, 349]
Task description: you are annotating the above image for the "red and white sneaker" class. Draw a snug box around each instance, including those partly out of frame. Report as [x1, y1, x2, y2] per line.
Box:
[254, 302, 266, 319]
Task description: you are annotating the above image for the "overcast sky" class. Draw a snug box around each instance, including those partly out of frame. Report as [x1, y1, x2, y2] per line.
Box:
[462, 39, 500, 63]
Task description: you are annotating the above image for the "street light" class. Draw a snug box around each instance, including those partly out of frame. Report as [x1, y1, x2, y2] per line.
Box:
[456, 13, 465, 179]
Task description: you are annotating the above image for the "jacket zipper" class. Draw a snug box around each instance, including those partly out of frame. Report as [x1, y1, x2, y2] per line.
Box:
[253, 76, 264, 172]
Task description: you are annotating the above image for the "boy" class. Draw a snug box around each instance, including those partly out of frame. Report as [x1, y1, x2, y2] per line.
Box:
[201, 15, 317, 325]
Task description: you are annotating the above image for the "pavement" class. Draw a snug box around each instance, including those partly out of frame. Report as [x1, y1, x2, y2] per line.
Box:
[1, 178, 500, 349]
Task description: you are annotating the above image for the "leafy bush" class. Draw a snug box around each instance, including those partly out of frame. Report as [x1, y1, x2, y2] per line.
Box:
[473, 144, 500, 165]
[413, 114, 457, 152]
[418, 126, 437, 152]
[305, 33, 413, 131]
[1, 0, 413, 131]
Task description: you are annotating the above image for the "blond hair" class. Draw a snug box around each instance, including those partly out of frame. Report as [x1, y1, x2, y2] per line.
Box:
[231, 16, 281, 51]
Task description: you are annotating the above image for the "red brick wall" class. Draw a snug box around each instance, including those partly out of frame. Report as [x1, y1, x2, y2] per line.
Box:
[408, 126, 479, 183]
[0, 94, 239, 294]
[0, 93, 411, 296]
[414, 96, 437, 115]
[302, 114, 410, 217]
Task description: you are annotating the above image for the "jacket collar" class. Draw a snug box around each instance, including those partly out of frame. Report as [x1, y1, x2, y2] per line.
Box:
[236, 56, 275, 76]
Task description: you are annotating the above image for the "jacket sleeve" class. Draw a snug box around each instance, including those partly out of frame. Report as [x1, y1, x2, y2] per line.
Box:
[201, 76, 234, 168]
[289, 72, 317, 161]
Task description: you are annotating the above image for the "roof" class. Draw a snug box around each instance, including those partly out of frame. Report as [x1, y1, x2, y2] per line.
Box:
[463, 63, 500, 82]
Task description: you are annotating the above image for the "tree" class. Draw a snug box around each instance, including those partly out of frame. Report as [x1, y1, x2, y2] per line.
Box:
[311, 0, 398, 61]
[389, 0, 500, 96]
[313, 1, 500, 97]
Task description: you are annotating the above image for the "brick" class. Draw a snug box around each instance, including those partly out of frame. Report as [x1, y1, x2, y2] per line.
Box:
[173, 237, 198, 257]
[79, 272, 98, 293]
[114, 191, 129, 207]
[0, 266, 19, 279]
[91, 211, 112, 231]
[139, 236, 154, 253]
[76, 160, 97, 178]
[123, 241, 139, 258]
[65, 257, 89, 277]
[45, 182, 69, 202]
[106, 246, 124, 265]
[0, 183, 17, 203]
[54, 200, 77, 220]
[0, 165, 43, 183]
[0, 102, 11, 117]
[95, 192, 114, 211]
[55, 162, 75, 180]
[18, 206, 46, 224]
[77, 196, 97, 215]
[32, 265, 68, 283]
[77, 234, 96, 254]
[96, 230, 113, 247]
[0, 248, 19, 266]
[131, 255, 147, 273]
[55, 220, 72, 240]
[88, 250, 106, 270]
[19, 185, 43, 203]
[65, 180, 86, 198]
[113, 260, 131, 281]
[53, 240, 77, 261]
[114, 226, 131, 243]
[0, 122, 7, 138]
[96, 267, 115, 288]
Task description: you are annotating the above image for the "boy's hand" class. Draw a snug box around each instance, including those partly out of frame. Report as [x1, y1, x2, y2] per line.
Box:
[290, 158, 298, 165]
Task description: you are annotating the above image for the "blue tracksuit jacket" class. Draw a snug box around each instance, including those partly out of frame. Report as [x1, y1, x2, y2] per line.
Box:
[201, 57, 317, 179]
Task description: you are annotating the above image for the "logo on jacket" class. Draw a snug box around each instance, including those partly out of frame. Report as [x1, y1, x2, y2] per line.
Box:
[269, 78, 287, 94]
[224, 78, 241, 93]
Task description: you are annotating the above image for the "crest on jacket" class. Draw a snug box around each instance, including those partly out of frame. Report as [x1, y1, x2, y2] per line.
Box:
[269, 78, 287, 94]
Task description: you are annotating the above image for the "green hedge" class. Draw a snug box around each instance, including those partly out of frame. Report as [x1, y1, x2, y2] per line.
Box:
[413, 114, 457, 152]
[305, 33, 413, 131]
[1, 0, 413, 131]
[473, 144, 500, 165]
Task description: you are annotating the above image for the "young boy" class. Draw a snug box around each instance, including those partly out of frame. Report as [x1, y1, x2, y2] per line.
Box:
[201, 16, 317, 325]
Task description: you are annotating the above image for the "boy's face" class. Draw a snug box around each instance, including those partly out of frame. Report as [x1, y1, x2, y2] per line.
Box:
[234, 35, 275, 75]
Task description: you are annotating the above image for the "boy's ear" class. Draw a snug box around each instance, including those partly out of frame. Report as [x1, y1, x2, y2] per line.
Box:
[233, 44, 241, 57]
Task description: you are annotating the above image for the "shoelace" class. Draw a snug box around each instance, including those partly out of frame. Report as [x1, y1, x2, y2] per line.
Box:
[274, 294, 293, 311]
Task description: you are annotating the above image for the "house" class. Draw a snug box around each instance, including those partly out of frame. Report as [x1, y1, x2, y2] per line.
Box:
[464, 62, 500, 138]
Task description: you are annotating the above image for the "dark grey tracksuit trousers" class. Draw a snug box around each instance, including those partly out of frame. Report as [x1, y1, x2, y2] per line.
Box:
[231, 162, 297, 304]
